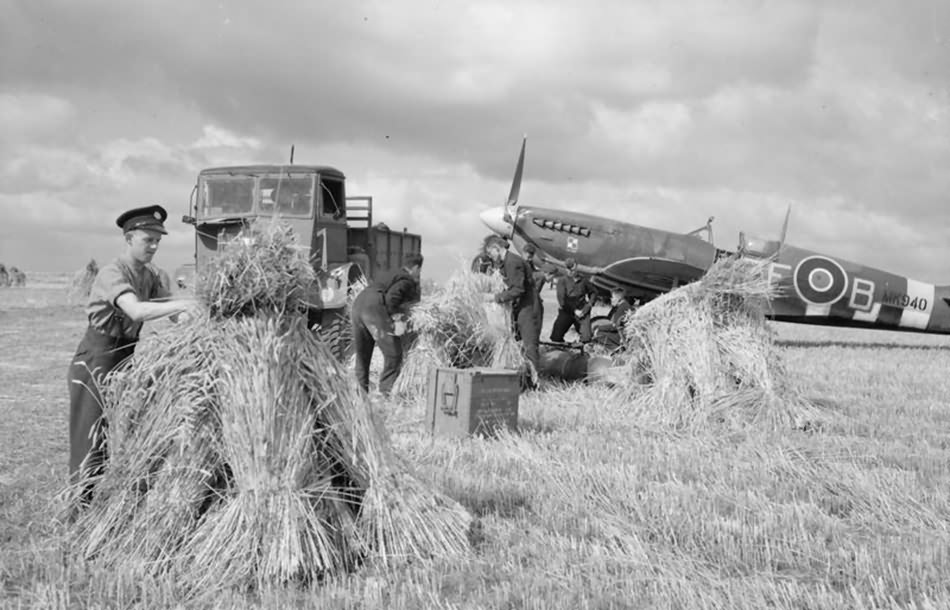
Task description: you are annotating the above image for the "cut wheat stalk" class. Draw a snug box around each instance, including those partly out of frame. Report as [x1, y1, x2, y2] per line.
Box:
[614, 255, 818, 433]
[392, 267, 527, 397]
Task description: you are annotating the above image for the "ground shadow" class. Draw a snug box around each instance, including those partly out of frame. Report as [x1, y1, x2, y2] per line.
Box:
[777, 339, 950, 352]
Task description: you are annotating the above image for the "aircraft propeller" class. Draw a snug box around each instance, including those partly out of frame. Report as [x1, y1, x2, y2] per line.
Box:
[503, 135, 526, 224]
[479, 136, 526, 240]
[778, 205, 791, 250]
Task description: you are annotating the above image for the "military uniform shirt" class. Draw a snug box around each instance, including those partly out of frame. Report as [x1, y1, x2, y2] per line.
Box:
[85, 257, 171, 339]
[495, 251, 539, 313]
[383, 270, 421, 316]
[556, 274, 594, 316]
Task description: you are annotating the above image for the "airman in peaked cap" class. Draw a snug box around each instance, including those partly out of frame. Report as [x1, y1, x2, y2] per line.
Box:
[67, 202, 197, 519]
[116, 204, 168, 235]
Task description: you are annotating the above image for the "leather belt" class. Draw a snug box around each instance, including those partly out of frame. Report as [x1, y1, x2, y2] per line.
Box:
[87, 325, 137, 343]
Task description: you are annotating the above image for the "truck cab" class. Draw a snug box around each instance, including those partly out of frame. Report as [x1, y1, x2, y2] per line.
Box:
[185, 164, 421, 309]
[193, 165, 346, 269]
[184, 163, 422, 360]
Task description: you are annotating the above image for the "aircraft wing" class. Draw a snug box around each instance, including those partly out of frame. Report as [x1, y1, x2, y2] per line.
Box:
[590, 257, 708, 296]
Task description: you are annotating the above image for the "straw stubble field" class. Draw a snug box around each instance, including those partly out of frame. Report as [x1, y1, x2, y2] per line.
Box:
[3, 280, 950, 609]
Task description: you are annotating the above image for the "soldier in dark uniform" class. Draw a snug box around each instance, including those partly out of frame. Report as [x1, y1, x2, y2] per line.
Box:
[472, 235, 508, 274]
[522, 244, 549, 329]
[471, 252, 493, 275]
[593, 287, 634, 351]
[68, 205, 197, 512]
[483, 236, 540, 390]
[608, 288, 634, 329]
[351, 253, 424, 396]
[551, 258, 595, 344]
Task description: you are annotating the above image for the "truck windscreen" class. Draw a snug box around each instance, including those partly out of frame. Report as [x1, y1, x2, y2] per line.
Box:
[199, 174, 315, 219]
[260, 176, 313, 217]
[201, 177, 254, 217]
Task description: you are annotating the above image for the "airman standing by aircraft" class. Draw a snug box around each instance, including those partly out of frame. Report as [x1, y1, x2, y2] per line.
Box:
[483, 235, 540, 390]
[522, 243, 548, 328]
[350, 253, 424, 397]
[551, 258, 594, 344]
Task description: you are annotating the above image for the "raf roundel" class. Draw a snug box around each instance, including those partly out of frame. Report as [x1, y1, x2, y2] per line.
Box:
[793, 255, 848, 306]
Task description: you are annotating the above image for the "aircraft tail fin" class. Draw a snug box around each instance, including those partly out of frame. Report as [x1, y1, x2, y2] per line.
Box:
[930, 284, 950, 310]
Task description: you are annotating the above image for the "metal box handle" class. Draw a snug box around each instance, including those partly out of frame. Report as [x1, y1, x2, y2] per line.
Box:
[440, 381, 459, 416]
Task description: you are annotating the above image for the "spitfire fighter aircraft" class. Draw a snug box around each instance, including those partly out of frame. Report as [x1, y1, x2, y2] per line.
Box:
[479, 138, 950, 334]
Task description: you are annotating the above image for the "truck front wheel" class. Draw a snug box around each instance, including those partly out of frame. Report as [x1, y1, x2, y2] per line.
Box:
[309, 307, 353, 363]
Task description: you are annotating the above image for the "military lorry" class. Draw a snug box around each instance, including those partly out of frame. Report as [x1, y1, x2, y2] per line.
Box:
[182, 164, 422, 358]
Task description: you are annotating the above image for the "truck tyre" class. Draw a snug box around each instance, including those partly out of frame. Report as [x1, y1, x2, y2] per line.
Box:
[310, 307, 353, 363]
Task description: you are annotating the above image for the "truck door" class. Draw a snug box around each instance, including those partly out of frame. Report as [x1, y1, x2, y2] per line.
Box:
[312, 174, 348, 269]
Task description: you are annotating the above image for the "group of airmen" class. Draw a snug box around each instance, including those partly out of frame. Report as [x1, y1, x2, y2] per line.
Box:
[0, 263, 26, 287]
[472, 235, 636, 367]
[67, 207, 636, 516]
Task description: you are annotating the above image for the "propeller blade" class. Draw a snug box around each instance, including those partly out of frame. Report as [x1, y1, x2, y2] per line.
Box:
[779, 205, 791, 246]
[506, 135, 526, 208]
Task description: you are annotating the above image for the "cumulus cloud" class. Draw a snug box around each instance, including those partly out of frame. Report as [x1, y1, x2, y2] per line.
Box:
[0, 92, 77, 143]
[0, 0, 948, 283]
[192, 125, 261, 150]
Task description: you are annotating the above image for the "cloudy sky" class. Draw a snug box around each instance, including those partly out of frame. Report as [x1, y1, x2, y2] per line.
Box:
[1, 0, 948, 283]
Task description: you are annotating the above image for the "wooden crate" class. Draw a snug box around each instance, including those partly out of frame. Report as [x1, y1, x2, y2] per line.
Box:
[425, 367, 520, 438]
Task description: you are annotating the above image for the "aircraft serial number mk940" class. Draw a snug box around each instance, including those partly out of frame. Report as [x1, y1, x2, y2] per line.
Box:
[882, 292, 929, 311]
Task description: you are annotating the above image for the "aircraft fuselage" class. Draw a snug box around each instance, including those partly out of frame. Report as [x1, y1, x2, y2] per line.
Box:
[482, 204, 950, 335]
[761, 244, 950, 334]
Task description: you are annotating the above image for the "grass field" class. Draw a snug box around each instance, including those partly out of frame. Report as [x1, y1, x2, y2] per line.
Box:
[3, 277, 950, 609]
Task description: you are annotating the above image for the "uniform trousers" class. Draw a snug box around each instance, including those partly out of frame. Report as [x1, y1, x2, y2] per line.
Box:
[67, 326, 136, 506]
[550, 309, 592, 343]
[513, 305, 541, 388]
[350, 289, 403, 396]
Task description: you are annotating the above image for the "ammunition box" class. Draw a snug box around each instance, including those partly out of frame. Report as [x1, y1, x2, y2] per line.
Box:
[425, 367, 520, 438]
